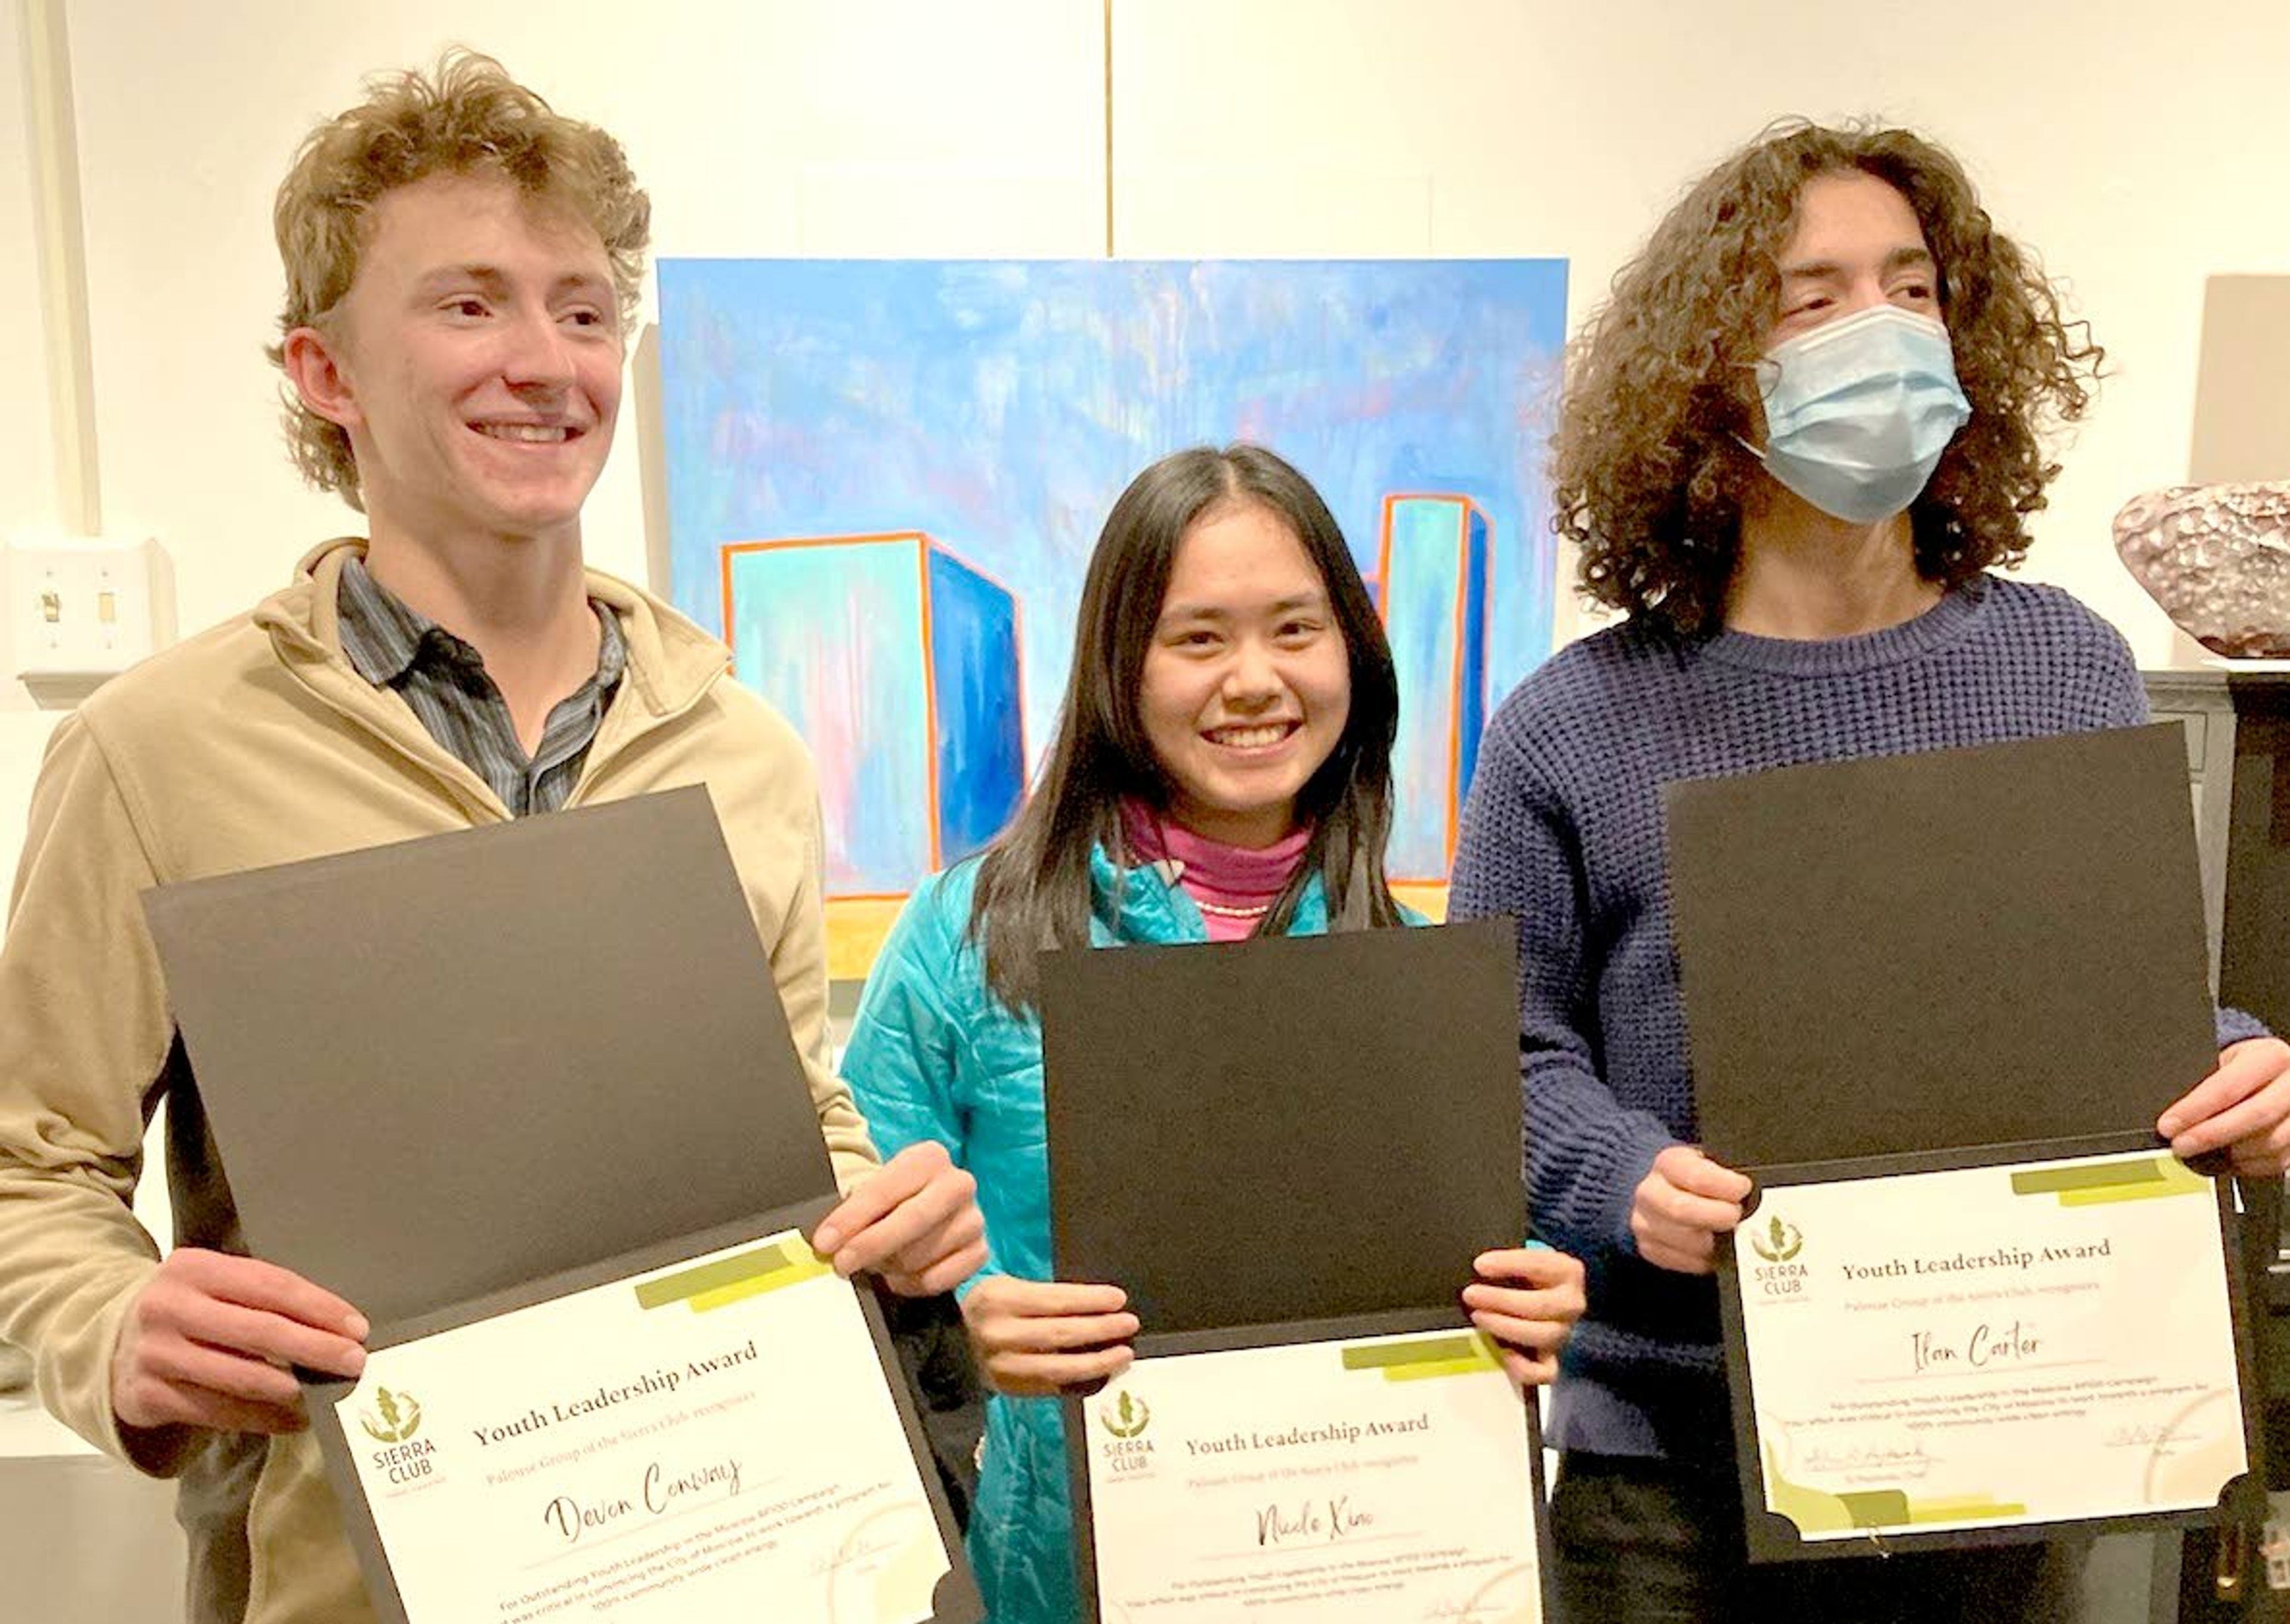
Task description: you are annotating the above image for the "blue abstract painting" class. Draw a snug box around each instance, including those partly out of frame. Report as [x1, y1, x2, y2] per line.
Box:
[658, 259, 1568, 949]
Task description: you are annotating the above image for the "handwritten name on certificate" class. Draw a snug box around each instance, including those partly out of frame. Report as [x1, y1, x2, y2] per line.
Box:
[334, 1231, 947, 1623]
[1734, 1152, 2248, 1539]
[1082, 1330, 1543, 1623]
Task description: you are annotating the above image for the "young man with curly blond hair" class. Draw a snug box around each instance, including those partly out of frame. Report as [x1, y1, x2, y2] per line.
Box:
[1449, 120, 2290, 1620]
[0, 52, 983, 1624]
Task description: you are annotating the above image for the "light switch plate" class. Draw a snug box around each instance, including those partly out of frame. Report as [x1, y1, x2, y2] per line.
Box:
[5, 534, 175, 682]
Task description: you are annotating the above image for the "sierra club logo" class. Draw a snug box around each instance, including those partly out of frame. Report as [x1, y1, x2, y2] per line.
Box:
[360, 1386, 424, 1445]
[1101, 1390, 1152, 1440]
[1749, 1214, 1803, 1264]
[361, 1385, 440, 1487]
[1747, 1212, 1811, 1301]
[1098, 1389, 1156, 1478]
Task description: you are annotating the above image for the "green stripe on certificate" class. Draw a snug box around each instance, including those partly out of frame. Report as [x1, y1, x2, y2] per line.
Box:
[685, 1256, 833, 1311]
[1908, 1495, 2031, 1521]
[1381, 1354, 1500, 1382]
[1339, 1333, 1499, 1381]
[2059, 1156, 2209, 1206]
[632, 1241, 826, 1310]
[2009, 1156, 2207, 1207]
[1766, 1446, 2032, 1534]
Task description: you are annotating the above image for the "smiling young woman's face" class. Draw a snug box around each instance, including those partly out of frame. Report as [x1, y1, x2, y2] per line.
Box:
[1138, 500, 1351, 849]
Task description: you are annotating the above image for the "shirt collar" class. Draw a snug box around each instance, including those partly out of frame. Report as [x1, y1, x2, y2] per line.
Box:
[335, 552, 628, 692]
[335, 552, 433, 687]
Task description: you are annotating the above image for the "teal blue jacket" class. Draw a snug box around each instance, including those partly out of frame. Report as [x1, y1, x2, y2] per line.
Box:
[843, 847, 1337, 1623]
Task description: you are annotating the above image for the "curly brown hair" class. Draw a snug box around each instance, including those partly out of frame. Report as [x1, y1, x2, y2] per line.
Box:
[1555, 119, 2103, 637]
[265, 49, 651, 511]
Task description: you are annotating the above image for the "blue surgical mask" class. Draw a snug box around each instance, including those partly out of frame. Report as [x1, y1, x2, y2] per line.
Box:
[1748, 305, 1971, 525]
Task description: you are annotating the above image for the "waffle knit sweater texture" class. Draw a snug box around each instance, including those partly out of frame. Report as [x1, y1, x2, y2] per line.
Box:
[1447, 574, 2265, 1462]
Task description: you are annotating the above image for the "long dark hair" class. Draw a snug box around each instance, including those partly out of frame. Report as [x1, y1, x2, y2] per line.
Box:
[969, 443, 1403, 1014]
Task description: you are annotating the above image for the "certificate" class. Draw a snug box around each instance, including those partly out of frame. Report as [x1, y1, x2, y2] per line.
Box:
[1718, 1141, 2263, 1560]
[1041, 924, 1549, 1619]
[308, 1210, 982, 1624]
[143, 791, 982, 1617]
[1073, 1319, 1546, 1623]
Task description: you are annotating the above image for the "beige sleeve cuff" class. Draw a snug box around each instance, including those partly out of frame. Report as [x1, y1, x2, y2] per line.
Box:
[29, 1257, 202, 1478]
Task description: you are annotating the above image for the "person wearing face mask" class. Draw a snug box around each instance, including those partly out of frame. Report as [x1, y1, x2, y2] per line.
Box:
[1447, 120, 2290, 1622]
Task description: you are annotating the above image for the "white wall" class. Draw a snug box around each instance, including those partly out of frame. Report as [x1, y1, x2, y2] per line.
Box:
[54, 0, 1107, 636]
[30, 0, 2290, 681]
[1113, 0, 2290, 655]
[2, 1, 58, 732]
[9, 0, 2290, 830]
[2, 5, 64, 907]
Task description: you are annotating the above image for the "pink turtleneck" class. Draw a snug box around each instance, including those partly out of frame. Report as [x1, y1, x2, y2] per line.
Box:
[1119, 799, 1311, 942]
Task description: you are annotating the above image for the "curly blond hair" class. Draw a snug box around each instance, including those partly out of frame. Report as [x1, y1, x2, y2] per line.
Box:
[265, 50, 651, 509]
[1556, 119, 2103, 637]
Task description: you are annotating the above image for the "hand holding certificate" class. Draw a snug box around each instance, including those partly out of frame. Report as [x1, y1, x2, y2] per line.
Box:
[1669, 726, 2265, 1561]
[317, 1217, 958, 1624]
[143, 790, 982, 1622]
[1042, 921, 1554, 1622]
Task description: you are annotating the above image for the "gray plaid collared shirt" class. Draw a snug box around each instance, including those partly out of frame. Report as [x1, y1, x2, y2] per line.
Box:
[335, 554, 627, 816]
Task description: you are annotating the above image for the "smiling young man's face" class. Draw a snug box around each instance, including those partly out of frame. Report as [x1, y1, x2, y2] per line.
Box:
[295, 170, 624, 550]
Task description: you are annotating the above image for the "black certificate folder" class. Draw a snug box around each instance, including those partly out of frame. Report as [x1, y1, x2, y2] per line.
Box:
[1667, 726, 2262, 1563]
[1040, 919, 1525, 1335]
[141, 788, 982, 1624]
[140, 785, 835, 1322]
[1668, 723, 2218, 1168]
[1041, 920, 1552, 1624]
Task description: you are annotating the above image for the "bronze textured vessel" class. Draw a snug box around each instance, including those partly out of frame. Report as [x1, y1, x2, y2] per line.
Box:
[2115, 481, 2290, 658]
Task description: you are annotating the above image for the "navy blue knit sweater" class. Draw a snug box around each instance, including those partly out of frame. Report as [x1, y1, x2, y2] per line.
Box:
[1449, 574, 2264, 1462]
